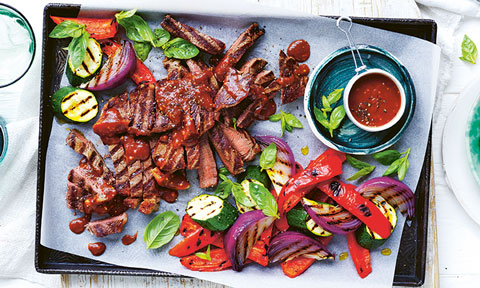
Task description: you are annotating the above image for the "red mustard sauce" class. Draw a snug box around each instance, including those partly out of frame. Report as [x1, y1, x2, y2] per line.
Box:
[348, 73, 401, 127]
[122, 135, 150, 164]
[69, 215, 90, 234]
[287, 39, 311, 62]
[121, 232, 138, 246]
[88, 242, 106, 256]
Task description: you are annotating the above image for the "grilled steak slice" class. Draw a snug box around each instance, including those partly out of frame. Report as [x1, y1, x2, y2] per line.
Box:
[68, 158, 117, 206]
[85, 212, 128, 237]
[214, 67, 254, 111]
[138, 158, 161, 214]
[163, 58, 188, 80]
[66, 182, 91, 213]
[66, 129, 113, 182]
[123, 197, 142, 210]
[138, 198, 160, 215]
[185, 142, 200, 170]
[161, 15, 225, 55]
[239, 58, 267, 75]
[150, 134, 186, 173]
[93, 91, 131, 144]
[208, 124, 244, 175]
[279, 50, 308, 104]
[186, 59, 220, 90]
[126, 159, 143, 199]
[152, 80, 177, 133]
[108, 143, 130, 196]
[128, 84, 156, 136]
[219, 123, 261, 162]
[198, 134, 218, 188]
[215, 23, 265, 82]
[254, 70, 275, 87]
[189, 101, 216, 137]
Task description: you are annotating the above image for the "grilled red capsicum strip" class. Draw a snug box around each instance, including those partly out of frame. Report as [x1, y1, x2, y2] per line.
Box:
[346, 232, 372, 279]
[179, 215, 224, 248]
[281, 257, 315, 278]
[246, 224, 273, 266]
[99, 39, 156, 85]
[50, 16, 118, 40]
[317, 179, 392, 239]
[169, 227, 222, 257]
[180, 248, 232, 272]
[278, 149, 346, 215]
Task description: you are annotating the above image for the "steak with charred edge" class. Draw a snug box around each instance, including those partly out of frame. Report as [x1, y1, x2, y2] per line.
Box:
[150, 135, 185, 173]
[66, 129, 113, 182]
[254, 70, 275, 86]
[93, 91, 131, 144]
[108, 143, 130, 196]
[124, 157, 143, 209]
[152, 79, 176, 134]
[161, 15, 225, 55]
[214, 67, 254, 111]
[208, 123, 244, 175]
[163, 58, 188, 80]
[128, 84, 156, 136]
[198, 134, 218, 188]
[186, 59, 220, 90]
[279, 50, 308, 104]
[239, 58, 267, 75]
[214, 23, 265, 82]
[85, 212, 128, 237]
[218, 123, 261, 162]
[138, 158, 161, 215]
[66, 182, 91, 213]
[185, 142, 200, 170]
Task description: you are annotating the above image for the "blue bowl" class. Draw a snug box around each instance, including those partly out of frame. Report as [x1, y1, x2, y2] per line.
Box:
[304, 45, 416, 155]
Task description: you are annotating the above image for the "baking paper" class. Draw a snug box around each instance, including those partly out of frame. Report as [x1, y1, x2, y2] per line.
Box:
[41, 1, 440, 287]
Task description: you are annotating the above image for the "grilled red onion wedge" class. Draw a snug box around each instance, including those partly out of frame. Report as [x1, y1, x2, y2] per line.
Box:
[224, 210, 275, 271]
[268, 231, 333, 263]
[356, 177, 415, 219]
[302, 198, 362, 235]
[81, 41, 136, 91]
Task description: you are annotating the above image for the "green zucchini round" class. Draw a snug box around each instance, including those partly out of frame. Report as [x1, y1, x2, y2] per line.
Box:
[66, 38, 103, 86]
[51, 87, 98, 123]
[286, 206, 332, 237]
[186, 194, 238, 231]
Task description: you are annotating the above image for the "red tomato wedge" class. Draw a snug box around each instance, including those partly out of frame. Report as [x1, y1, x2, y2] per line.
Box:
[50, 16, 118, 40]
[346, 232, 372, 279]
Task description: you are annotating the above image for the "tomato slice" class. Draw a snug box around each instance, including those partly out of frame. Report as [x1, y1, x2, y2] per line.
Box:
[346, 232, 372, 279]
[50, 16, 118, 40]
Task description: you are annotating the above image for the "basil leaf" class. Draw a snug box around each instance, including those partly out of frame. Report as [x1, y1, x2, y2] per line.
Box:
[195, 245, 211, 261]
[346, 155, 372, 170]
[459, 34, 477, 64]
[214, 180, 232, 199]
[115, 9, 137, 21]
[314, 107, 330, 129]
[117, 15, 156, 47]
[232, 183, 255, 207]
[322, 95, 331, 110]
[347, 165, 375, 181]
[249, 182, 279, 218]
[143, 211, 180, 249]
[49, 20, 84, 38]
[285, 124, 293, 133]
[259, 143, 277, 171]
[218, 167, 231, 177]
[383, 158, 402, 176]
[68, 30, 89, 69]
[398, 158, 409, 181]
[327, 88, 344, 105]
[373, 150, 401, 165]
[232, 117, 237, 130]
[239, 165, 270, 189]
[280, 115, 286, 136]
[134, 41, 152, 62]
[154, 28, 171, 47]
[269, 113, 282, 122]
[163, 38, 199, 59]
[328, 105, 345, 137]
[284, 113, 303, 129]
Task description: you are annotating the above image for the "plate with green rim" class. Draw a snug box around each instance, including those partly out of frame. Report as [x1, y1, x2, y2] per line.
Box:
[304, 45, 416, 155]
[466, 93, 480, 187]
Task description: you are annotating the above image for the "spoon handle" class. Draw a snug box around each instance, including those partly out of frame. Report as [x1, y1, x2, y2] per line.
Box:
[336, 16, 367, 73]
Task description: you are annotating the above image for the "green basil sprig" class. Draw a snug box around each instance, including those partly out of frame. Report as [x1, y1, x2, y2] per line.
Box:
[163, 38, 200, 59]
[313, 88, 346, 137]
[372, 150, 402, 165]
[259, 143, 277, 171]
[269, 111, 303, 136]
[49, 20, 90, 69]
[249, 182, 279, 218]
[383, 148, 411, 181]
[134, 41, 152, 61]
[115, 9, 156, 47]
[459, 34, 477, 64]
[346, 155, 375, 181]
[214, 173, 234, 199]
[143, 211, 180, 249]
[215, 174, 255, 208]
[195, 245, 211, 261]
[154, 28, 171, 47]
[231, 180, 255, 207]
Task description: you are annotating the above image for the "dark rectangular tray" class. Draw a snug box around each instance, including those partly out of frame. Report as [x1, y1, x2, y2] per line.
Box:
[36, 3, 436, 286]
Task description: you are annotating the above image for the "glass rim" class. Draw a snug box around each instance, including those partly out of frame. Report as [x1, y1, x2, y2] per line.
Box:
[0, 2, 36, 88]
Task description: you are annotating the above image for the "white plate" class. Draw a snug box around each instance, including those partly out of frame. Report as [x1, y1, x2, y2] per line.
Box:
[442, 78, 480, 226]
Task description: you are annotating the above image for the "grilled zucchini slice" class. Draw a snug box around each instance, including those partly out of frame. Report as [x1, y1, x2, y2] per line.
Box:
[66, 38, 102, 86]
[356, 195, 397, 249]
[51, 87, 98, 123]
[235, 179, 263, 213]
[286, 206, 332, 237]
[186, 194, 238, 231]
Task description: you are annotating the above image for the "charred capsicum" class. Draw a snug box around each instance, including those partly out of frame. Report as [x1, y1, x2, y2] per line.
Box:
[50, 16, 118, 40]
[346, 232, 372, 279]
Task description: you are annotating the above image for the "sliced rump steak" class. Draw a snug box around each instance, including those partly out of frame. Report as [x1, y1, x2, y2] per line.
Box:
[208, 124, 244, 175]
[198, 134, 218, 188]
[85, 212, 128, 237]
